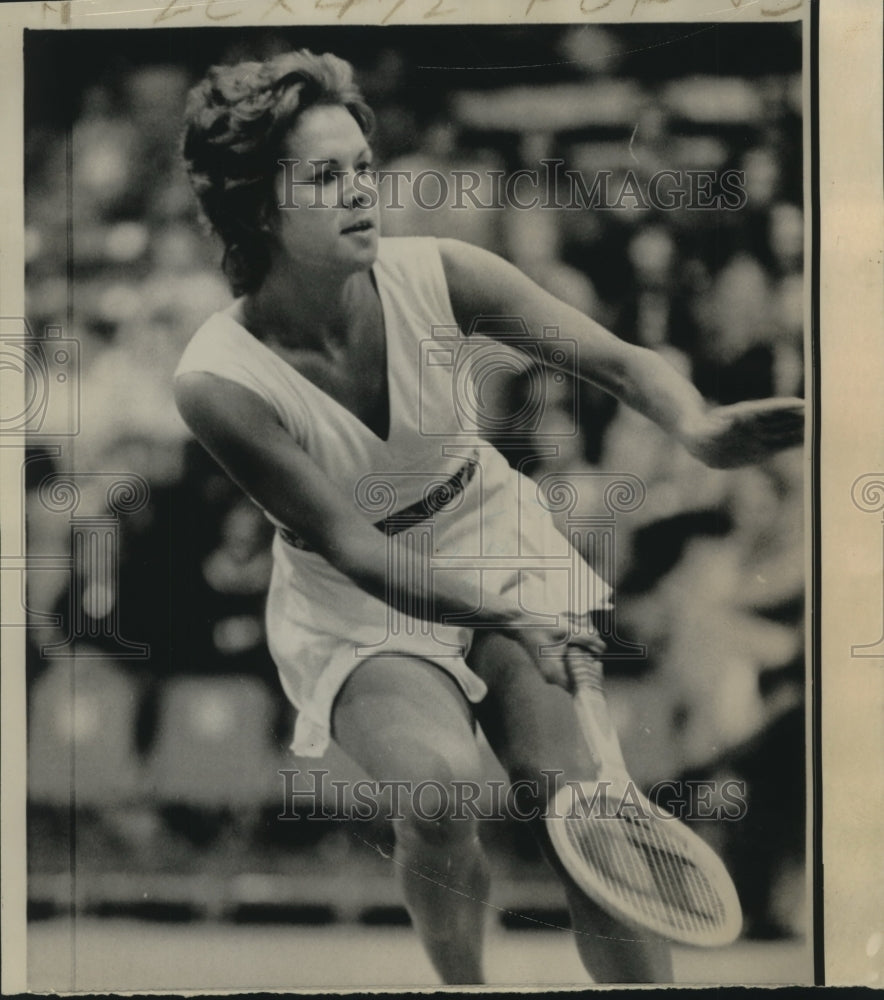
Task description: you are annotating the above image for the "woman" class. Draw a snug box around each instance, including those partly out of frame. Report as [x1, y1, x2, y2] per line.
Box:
[176, 50, 803, 985]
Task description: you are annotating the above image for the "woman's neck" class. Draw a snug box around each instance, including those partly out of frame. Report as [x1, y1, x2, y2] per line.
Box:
[241, 257, 376, 352]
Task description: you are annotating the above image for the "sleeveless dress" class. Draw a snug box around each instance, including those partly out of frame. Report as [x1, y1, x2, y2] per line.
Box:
[175, 237, 611, 756]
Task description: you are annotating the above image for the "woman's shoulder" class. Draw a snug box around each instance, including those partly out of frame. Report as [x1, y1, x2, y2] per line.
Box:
[174, 305, 250, 378]
[375, 234, 459, 290]
[386, 234, 502, 294]
[374, 236, 459, 323]
[174, 305, 307, 436]
[375, 234, 439, 265]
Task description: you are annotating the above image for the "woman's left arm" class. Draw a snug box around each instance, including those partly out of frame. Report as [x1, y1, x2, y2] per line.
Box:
[439, 238, 804, 469]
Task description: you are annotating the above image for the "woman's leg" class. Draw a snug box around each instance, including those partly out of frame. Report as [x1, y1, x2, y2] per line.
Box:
[332, 654, 490, 985]
[467, 630, 674, 984]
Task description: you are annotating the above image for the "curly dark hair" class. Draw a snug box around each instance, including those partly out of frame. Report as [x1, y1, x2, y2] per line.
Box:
[182, 50, 374, 296]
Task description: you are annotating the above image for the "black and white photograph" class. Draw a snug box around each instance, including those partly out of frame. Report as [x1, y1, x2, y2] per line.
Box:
[1, 0, 881, 992]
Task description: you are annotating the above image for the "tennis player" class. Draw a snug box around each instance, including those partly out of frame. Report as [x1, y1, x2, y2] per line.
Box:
[175, 50, 803, 985]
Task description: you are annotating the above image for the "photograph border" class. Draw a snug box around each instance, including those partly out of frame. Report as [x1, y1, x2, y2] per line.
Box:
[2, 0, 882, 992]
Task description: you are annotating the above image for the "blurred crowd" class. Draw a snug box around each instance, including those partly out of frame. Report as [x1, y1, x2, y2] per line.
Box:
[24, 25, 805, 937]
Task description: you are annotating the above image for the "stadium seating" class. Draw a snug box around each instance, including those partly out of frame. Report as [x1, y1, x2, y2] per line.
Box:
[144, 674, 281, 809]
[28, 654, 143, 807]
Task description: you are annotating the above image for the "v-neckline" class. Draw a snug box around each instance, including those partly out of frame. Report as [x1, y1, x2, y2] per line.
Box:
[228, 264, 393, 444]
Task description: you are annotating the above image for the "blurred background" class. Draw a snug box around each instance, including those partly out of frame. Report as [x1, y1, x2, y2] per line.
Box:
[23, 20, 808, 987]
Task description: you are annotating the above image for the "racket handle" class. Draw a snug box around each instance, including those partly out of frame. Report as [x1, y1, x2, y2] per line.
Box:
[566, 651, 630, 780]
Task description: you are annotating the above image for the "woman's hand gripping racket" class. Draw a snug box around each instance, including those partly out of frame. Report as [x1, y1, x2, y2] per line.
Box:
[545, 649, 744, 948]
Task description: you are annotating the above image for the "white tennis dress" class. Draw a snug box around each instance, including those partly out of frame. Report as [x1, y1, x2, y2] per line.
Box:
[175, 237, 610, 756]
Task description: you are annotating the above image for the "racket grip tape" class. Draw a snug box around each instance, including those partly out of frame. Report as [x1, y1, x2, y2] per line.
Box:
[565, 649, 630, 777]
[565, 652, 605, 693]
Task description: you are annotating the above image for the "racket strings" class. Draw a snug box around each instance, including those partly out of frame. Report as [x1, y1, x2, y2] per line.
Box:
[562, 811, 727, 936]
[622, 814, 725, 924]
[558, 666, 743, 946]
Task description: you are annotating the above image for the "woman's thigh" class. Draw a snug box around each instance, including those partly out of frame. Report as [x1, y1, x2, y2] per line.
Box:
[331, 654, 483, 791]
[466, 631, 598, 788]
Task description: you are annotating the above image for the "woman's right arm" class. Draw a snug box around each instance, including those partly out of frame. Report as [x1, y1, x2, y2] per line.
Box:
[174, 371, 518, 626]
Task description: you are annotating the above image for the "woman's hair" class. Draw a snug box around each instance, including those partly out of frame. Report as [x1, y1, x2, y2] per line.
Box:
[182, 50, 374, 296]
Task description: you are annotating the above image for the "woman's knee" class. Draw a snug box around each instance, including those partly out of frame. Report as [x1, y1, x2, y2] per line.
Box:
[390, 741, 486, 846]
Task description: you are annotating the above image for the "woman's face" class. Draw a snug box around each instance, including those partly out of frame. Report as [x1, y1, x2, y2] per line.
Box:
[271, 103, 379, 275]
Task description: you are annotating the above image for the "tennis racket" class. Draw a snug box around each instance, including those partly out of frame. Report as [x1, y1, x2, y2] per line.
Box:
[545, 651, 743, 948]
